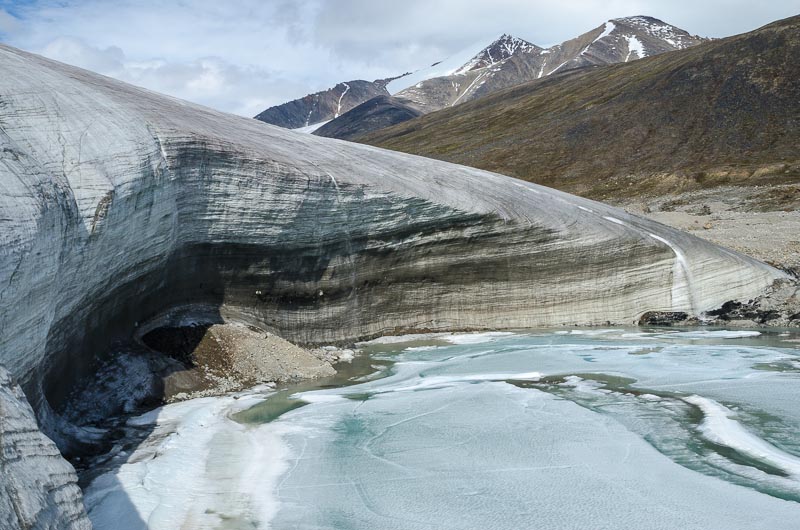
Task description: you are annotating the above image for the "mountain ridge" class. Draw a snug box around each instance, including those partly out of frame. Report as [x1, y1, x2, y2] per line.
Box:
[314, 95, 423, 141]
[454, 33, 542, 74]
[394, 15, 706, 112]
[360, 15, 800, 200]
[310, 15, 707, 138]
[254, 78, 395, 129]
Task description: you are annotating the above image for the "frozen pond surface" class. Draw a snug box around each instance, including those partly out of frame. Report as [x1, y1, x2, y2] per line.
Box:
[84, 328, 800, 529]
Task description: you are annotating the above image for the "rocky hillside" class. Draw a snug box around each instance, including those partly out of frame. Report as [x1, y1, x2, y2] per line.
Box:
[363, 15, 800, 201]
[316, 16, 706, 138]
[254, 78, 393, 129]
[314, 95, 423, 140]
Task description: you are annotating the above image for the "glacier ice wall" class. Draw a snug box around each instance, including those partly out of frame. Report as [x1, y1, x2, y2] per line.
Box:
[0, 43, 784, 426]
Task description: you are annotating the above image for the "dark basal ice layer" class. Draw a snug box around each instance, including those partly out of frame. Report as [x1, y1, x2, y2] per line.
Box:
[79, 329, 800, 529]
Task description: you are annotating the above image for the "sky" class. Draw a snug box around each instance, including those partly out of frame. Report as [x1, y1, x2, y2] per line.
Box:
[0, 0, 798, 117]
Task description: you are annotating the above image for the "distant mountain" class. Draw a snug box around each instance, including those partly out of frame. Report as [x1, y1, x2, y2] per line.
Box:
[393, 16, 707, 113]
[537, 16, 707, 76]
[312, 16, 706, 139]
[454, 34, 542, 73]
[314, 95, 423, 141]
[254, 79, 396, 129]
[361, 16, 800, 201]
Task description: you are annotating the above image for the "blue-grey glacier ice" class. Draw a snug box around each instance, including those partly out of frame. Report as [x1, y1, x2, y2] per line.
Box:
[0, 42, 790, 527]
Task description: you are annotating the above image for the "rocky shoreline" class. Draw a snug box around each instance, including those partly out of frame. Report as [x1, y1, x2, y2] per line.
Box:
[140, 322, 337, 401]
[58, 316, 361, 453]
[638, 278, 800, 329]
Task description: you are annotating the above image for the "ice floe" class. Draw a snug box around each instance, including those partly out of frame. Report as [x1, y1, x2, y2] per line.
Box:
[442, 331, 516, 344]
[685, 395, 800, 478]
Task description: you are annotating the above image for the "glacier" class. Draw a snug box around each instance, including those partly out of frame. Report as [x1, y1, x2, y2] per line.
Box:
[0, 42, 791, 527]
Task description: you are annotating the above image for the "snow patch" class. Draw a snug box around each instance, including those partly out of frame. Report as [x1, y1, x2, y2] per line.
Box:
[595, 21, 617, 43]
[558, 375, 607, 395]
[450, 71, 488, 106]
[582, 21, 616, 56]
[639, 393, 662, 401]
[366, 371, 542, 394]
[404, 345, 441, 352]
[666, 330, 762, 339]
[548, 58, 572, 75]
[358, 333, 453, 345]
[443, 332, 516, 345]
[554, 329, 624, 336]
[293, 119, 331, 133]
[618, 16, 696, 49]
[334, 82, 350, 118]
[387, 38, 493, 94]
[624, 35, 647, 62]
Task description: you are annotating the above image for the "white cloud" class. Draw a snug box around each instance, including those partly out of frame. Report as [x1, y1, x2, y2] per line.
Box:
[35, 35, 308, 117]
[0, 8, 19, 34]
[0, 0, 340, 115]
[0, 0, 798, 115]
[41, 36, 124, 72]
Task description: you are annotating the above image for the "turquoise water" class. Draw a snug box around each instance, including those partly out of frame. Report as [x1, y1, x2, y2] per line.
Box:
[84, 328, 800, 529]
[262, 328, 800, 529]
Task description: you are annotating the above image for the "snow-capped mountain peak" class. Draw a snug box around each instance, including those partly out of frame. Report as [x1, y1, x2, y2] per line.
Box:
[560, 15, 708, 69]
[455, 34, 542, 74]
[611, 15, 705, 49]
[257, 15, 709, 133]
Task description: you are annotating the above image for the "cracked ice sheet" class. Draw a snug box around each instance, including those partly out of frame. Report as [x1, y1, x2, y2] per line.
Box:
[272, 381, 798, 529]
[83, 330, 800, 529]
[369, 329, 800, 428]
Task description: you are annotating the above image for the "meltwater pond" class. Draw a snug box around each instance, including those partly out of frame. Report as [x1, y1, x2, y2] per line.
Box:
[84, 328, 800, 529]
